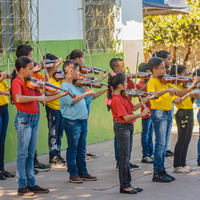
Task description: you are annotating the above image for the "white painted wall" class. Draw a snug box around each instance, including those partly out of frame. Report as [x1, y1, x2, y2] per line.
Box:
[39, 0, 84, 41]
[121, 0, 143, 71]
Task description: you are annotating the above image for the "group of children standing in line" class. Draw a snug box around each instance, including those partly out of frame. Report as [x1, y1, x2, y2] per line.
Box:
[1, 46, 200, 196]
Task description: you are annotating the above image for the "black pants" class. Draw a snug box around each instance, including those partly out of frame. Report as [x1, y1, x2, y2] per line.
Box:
[114, 122, 133, 189]
[174, 109, 193, 168]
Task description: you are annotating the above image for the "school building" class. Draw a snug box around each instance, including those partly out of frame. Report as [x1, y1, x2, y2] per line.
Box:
[0, 0, 156, 163]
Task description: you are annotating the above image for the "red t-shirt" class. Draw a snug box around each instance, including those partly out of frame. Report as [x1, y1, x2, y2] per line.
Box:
[137, 80, 151, 119]
[111, 94, 136, 124]
[12, 76, 42, 114]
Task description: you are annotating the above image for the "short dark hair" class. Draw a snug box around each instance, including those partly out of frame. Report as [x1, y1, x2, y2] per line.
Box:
[16, 45, 33, 58]
[148, 57, 164, 73]
[110, 58, 123, 71]
[152, 50, 170, 59]
[44, 53, 58, 60]
[138, 62, 149, 72]
[63, 59, 80, 74]
[169, 65, 187, 76]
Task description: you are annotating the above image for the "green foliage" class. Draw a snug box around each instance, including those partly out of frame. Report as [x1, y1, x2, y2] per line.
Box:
[143, 0, 200, 65]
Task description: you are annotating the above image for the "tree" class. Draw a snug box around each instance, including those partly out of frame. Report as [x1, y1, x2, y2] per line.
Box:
[143, 0, 200, 68]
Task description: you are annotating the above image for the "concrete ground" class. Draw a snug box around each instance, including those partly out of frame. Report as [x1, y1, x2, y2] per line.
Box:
[0, 132, 200, 200]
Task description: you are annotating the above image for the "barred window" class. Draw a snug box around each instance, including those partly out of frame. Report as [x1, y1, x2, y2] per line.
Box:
[0, 0, 38, 54]
[83, 0, 122, 51]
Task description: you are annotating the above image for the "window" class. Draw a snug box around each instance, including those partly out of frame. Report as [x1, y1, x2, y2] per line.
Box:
[83, 0, 122, 52]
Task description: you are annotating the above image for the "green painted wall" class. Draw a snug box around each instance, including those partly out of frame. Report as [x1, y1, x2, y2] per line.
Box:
[2, 39, 142, 163]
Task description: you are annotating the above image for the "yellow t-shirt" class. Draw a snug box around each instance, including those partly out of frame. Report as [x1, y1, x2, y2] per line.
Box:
[171, 84, 193, 109]
[147, 77, 174, 111]
[0, 79, 9, 106]
[46, 77, 64, 110]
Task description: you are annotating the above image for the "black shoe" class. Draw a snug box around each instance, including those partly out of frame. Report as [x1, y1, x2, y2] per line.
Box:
[198, 162, 200, 166]
[0, 171, 6, 180]
[58, 156, 67, 166]
[27, 185, 49, 194]
[34, 160, 51, 172]
[50, 156, 66, 167]
[130, 163, 141, 170]
[152, 172, 171, 182]
[86, 153, 98, 158]
[165, 150, 174, 157]
[163, 170, 175, 181]
[120, 188, 137, 194]
[18, 187, 34, 196]
[135, 187, 143, 192]
[0, 169, 15, 178]
[141, 156, 154, 163]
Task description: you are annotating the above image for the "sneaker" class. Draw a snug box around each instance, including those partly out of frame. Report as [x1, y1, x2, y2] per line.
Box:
[34, 168, 39, 175]
[79, 173, 97, 181]
[86, 152, 98, 158]
[116, 164, 133, 171]
[141, 156, 154, 163]
[50, 156, 66, 167]
[150, 155, 154, 160]
[27, 185, 49, 193]
[152, 172, 171, 182]
[0, 171, 6, 180]
[18, 187, 34, 196]
[130, 163, 141, 170]
[69, 175, 83, 183]
[173, 167, 190, 173]
[58, 156, 67, 166]
[183, 166, 197, 172]
[34, 160, 51, 172]
[165, 150, 174, 157]
[163, 170, 175, 181]
[0, 169, 15, 178]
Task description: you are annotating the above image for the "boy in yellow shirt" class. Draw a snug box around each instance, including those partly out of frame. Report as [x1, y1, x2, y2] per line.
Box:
[147, 57, 199, 182]
[45, 54, 66, 166]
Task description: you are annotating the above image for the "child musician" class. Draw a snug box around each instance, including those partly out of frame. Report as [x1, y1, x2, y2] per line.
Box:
[170, 65, 200, 173]
[109, 58, 141, 170]
[0, 71, 15, 180]
[147, 57, 198, 182]
[137, 63, 154, 163]
[59, 59, 107, 183]
[10, 56, 69, 196]
[106, 72, 153, 194]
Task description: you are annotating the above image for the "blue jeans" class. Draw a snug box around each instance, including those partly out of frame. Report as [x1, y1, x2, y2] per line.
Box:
[0, 104, 9, 169]
[63, 118, 88, 176]
[46, 105, 63, 159]
[197, 110, 200, 163]
[114, 122, 133, 189]
[141, 117, 153, 157]
[151, 109, 173, 174]
[14, 111, 39, 188]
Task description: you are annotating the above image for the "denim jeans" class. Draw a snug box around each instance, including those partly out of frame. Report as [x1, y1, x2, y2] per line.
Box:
[197, 109, 200, 163]
[63, 118, 88, 176]
[141, 117, 153, 157]
[114, 122, 133, 189]
[0, 104, 9, 169]
[151, 109, 173, 174]
[46, 105, 63, 159]
[14, 111, 39, 188]
[174, 109, 193, 168]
